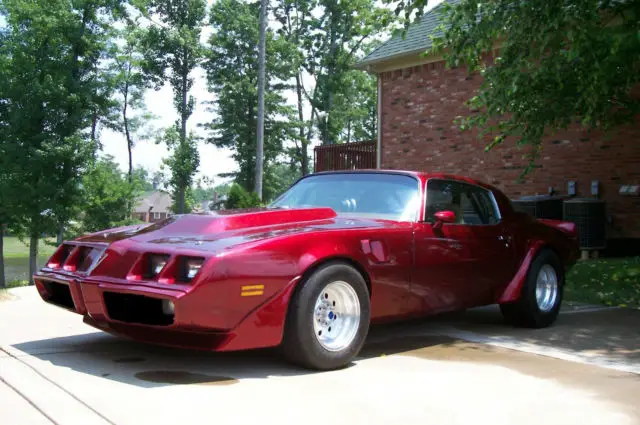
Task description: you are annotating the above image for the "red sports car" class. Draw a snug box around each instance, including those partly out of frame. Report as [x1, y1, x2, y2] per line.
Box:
[34, 171, 579, 370]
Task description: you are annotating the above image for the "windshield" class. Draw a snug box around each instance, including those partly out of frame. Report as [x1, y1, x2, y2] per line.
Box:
[270, 173, 421, 221]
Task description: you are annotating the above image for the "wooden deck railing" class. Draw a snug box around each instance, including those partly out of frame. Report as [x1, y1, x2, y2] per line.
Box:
[313, 140, 377, 172]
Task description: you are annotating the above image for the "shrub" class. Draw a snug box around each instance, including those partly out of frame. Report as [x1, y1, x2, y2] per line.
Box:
[225, 184, 263, 209]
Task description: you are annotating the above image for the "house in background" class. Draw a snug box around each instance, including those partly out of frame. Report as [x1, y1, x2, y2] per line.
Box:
[355, 0, 640, 240]
[133, 191, 173, 223]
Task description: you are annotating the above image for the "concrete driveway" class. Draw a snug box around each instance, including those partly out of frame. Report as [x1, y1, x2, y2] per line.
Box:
[1, 287, 639, 425]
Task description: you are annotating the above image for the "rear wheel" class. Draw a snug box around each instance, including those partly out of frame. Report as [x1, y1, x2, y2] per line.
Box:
[500, 249, 564, 328]
[282, 262, 370, 370]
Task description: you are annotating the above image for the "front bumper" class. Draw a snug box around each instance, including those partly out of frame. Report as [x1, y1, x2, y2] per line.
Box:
[33, 272, 298, 352]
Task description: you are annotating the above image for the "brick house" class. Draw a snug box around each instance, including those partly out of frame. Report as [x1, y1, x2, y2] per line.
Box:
[356, 1, 640, 240]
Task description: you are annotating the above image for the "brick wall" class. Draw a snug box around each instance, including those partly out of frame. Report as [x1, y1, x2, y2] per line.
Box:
[380, 62, 640, 238]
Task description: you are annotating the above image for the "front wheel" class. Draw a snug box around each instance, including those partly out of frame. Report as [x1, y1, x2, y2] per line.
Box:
[282, 262, 371, 370]
[500, 249, 564, 328]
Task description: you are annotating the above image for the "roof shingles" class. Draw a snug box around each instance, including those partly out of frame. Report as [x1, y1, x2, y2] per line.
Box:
[358, 0, 459, 67]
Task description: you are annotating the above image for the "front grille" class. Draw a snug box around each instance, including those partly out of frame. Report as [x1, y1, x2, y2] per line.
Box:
[103, 292, 174, 326]
[41, 281, 75, 310]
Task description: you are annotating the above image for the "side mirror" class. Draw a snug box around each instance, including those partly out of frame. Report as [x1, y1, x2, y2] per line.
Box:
[433, 210, 456, 228]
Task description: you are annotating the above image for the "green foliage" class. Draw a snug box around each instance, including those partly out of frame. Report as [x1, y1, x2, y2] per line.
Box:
[132, 167, 158, 192]
[391, 0, 640, 176]
[0, 0, 125, 282]
[138, 0, 207, 213]
[107, 20, 156, 181]
[264, 162, 302, 201]
[79, 156, 139, 233]
[225, 184, 263, 209]
[330, 65, 378, 143]
[204, 0, 297, 200]
[272, 0, 390, 178]
[157, 127, 200, 214]
[305, 0, 393, 145]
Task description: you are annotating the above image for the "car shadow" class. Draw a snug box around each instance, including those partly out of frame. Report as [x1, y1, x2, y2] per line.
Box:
[429, 304, 640, 366]
[9, 318, 470, 388]
[9, 304, 639, 388]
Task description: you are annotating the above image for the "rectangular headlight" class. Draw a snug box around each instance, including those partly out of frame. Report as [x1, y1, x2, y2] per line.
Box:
[147, 254, 169, 278]
[180, 257, 204, 282]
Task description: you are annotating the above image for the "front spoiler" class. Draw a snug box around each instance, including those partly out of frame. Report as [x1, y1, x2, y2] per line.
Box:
[34, 272, 301, 352]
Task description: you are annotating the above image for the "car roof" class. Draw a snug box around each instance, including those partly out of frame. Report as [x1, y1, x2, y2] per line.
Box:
[310, 169, 496, 190]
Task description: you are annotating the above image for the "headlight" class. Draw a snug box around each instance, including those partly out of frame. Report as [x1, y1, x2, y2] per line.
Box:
[148, 254, 169, 278]
[180, 257, 204, 282]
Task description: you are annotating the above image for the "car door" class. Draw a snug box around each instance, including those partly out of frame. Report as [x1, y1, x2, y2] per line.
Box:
[409, 178, 517, 314]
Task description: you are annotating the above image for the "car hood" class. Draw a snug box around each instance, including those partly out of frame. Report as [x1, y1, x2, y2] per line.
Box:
[75, 207, 403, 252]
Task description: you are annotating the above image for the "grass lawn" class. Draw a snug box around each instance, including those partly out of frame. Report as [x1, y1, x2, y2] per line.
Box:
[565, 257, 640, 308]
[2, 236, 56, 285]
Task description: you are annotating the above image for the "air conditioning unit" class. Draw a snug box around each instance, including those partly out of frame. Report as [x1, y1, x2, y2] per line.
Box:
[512, 195, 568, 220]
[563, 198, 606, 250]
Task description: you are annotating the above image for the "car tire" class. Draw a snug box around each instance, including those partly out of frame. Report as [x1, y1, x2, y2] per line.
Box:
[500, 249, 564, 328]
[282, 262, 371, 370]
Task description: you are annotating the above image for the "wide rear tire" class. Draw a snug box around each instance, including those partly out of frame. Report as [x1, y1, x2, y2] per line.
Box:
[500, 249, 564, 328]
[282, 262, 371, 370]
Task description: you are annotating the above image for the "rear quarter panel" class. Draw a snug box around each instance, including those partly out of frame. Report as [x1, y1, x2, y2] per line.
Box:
[497, 211, 580, 303]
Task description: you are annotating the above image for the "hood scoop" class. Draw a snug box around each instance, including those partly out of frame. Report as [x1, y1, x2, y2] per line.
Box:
[199, 207, 337, 232]
[76, 208, 337, 244]
[139, 207, 336, 239]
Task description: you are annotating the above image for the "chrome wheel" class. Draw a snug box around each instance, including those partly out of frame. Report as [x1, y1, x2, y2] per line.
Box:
[535, 264, 558, 312]
[313, 281, 361, 352]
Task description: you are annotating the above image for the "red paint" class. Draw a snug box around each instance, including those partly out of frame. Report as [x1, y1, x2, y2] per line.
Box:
[434, 210, 456, 224]
[34, 171, 578, 354]
[497, 240, 546, 303]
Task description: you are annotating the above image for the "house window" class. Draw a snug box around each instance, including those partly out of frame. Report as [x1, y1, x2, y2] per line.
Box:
[153, 212, 162, 220]
[425, 179, 501, 225]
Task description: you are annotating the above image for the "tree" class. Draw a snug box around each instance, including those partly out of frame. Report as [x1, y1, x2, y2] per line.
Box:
[308, 0, 392, 145]
[157, 126, 200, 214]
[392, 0, 640, 174]
[204, 0, 297, 201]
[225, 184, 262, 209]
[108, 21, 155, 183]
[0, 25, 18, 288]
[273, 0, 315, 175]
[255, 0, 267, 199]
[331, 66, 378, 143]
[0, 0, 122, 282]
[80, 156, 139, 233]
[132, 167, 157, 192]
[273, 0, 390, 175]
[139, 0, 207, 213]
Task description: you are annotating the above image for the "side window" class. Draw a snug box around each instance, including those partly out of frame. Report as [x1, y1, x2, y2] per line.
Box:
[425, 179, 463, 223]
[425, 179, 500, 225]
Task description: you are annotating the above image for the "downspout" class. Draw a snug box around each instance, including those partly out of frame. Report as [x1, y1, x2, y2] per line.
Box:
[376, 73, 382, 169]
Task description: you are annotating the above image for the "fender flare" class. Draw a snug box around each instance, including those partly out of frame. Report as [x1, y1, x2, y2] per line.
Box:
[497, 240, 547, 304]
[221, 246, 370, 351]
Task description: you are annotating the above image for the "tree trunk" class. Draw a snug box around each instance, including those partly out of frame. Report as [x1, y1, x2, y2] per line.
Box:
[57, 223, 65, 245]
[29, 234, 38, 285]
[123, 78, 134, 185]
[295, 74, 309, 176]
[324, 6, 338, 146]
[91, 111, 99, 146]
[178, 51, 189, 214]
[255, 0, 267, 200]
[0, 225, 5, 289]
